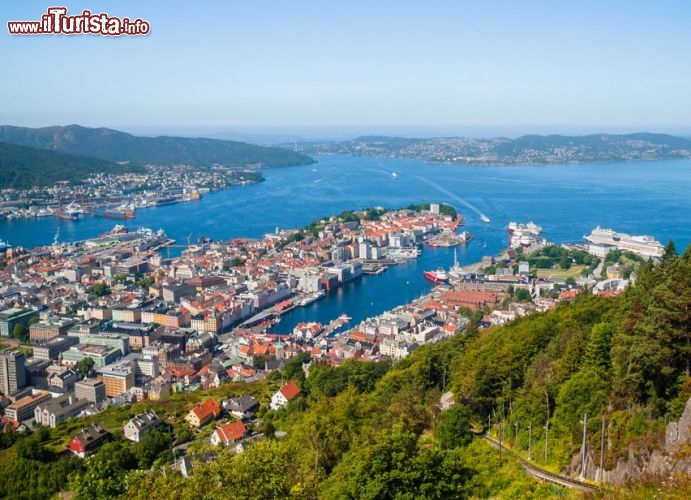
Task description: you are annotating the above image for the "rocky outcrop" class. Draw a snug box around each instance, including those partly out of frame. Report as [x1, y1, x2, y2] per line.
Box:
[665, 397, 691, 452]
[563, 398, 691, 485]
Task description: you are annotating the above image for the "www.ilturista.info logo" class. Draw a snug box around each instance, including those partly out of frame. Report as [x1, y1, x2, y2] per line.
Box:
[7, 7, 150, 36]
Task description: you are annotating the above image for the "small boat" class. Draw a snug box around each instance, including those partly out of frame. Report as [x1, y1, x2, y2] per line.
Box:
[480, 214, 491, 223]
[0, 239, 10, 252]
[423, 269, 449, 284]
[391, 171, 398, 178]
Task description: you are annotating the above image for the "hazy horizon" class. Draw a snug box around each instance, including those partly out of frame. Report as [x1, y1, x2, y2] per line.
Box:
[2, 1, 691, 135]
[3, 123, 690, 145]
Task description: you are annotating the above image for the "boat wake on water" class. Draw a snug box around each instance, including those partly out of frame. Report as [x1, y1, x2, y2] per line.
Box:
[414, 176, 490, 223]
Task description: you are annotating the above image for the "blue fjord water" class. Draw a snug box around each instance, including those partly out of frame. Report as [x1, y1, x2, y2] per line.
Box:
[2, 155, 690, 333]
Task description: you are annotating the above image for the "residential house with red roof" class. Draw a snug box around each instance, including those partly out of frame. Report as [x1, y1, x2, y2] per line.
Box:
[270, 380, 302, 410]
[185, 398, 221, 428]
[210, 420, 247, 446]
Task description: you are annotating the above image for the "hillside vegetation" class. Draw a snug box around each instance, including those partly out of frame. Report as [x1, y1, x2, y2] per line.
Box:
[0, 141, 143, 189]
[0, 124, 315, 168]
[1, 245, 689, 499]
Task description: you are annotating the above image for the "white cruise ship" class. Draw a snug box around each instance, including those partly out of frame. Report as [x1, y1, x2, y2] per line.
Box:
[584, 227, 664, 259]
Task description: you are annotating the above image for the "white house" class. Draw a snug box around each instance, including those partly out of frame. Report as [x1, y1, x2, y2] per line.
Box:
[270, 380, 301, 410]
[123, 409, 161, 442]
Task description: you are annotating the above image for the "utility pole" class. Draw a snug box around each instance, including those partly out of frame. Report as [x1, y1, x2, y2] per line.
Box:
[515, 421, 519, 446]
[599, 417, 605, 482]
[544, 389, 550, 463]
[499, 418, 503, 463]
[580, 413, 588, 480]
[528, 422, 532, 460]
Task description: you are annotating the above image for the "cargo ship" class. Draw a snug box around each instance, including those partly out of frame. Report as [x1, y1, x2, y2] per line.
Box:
[423, 269, 449, 284]
[154, 196, 180, 206]
[92, 207, 136, 219]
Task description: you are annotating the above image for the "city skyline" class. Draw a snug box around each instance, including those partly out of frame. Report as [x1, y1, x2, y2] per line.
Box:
[2, 1, 691, 137]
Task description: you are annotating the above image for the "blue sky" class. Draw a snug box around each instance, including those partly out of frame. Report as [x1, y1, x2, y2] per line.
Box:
[2, 1, 690, 137]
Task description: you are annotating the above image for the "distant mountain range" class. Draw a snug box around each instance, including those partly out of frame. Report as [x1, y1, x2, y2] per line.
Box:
[292, 132, 691, 165]
[0, 124, 315, 169]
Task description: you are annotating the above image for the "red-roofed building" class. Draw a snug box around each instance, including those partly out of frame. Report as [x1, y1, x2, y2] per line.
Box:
[210, 421, 248, 446]
[185, 398, 221, 428]
[270, 380, 302, 410]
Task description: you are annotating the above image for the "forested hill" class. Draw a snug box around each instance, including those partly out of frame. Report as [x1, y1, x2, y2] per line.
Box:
[2, 245, 689, 498]
[296, 132, 691, 164]
[0, 141, 143, 189]
[0, 124, 315, 168]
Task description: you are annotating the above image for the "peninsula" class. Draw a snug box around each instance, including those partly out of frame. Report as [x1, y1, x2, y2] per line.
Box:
[293, 132, 691, 165]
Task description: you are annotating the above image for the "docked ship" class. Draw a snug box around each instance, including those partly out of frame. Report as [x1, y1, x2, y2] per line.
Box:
[153, 196, 180, 206]
[298, 290, 326, 306]
[423, 269, 449, 284]
[64, 202, 87, 217]
[92, 206, 136, 219]
[507, 221, 543, 248]
[54, 209, 78, 221]
[584, 227, 664, 259]
[507, 221, 542, 235]
[387, 246, 421, 259]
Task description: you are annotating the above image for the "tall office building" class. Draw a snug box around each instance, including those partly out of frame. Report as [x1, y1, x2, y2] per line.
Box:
[0, 351, 27, 395]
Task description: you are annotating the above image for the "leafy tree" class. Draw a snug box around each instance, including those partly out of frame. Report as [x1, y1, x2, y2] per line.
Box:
[16, 427, 51, 461]
[280, 351, 311, 382]
[76, 357, 95, 379]
[132, 429, 173, 469]
[553, 368, 608, 442]
[514, 288, 532, 302]
[559, 254, 572, 270]
[134, 275, 155, 288]
[436, 403, 473, 449]
[322, 427, 473, 499]
[92, 282, 110, 297]
[70, 440, 137, 499]
[11, 323, 28, 342]
[583, 322, 614, 375]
